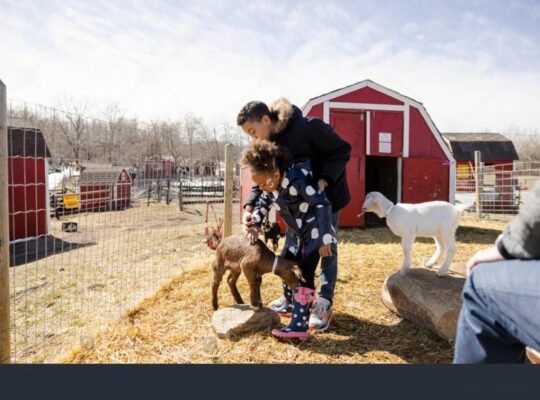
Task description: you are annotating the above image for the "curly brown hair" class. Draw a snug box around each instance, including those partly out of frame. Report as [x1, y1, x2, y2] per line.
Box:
[241, 139, 291, 174]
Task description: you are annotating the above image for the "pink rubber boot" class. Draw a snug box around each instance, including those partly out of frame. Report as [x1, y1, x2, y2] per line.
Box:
[272, 286, 315, 341]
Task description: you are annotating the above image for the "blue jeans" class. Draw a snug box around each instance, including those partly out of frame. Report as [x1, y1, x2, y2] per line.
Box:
[453, 259, 540, 363]
[281, 212, 339, 304]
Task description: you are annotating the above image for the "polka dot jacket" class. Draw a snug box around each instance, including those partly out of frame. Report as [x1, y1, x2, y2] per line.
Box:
[252, 158, 337, 256]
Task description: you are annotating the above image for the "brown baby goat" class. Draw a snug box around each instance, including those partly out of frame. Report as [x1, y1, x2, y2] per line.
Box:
[212, 235, 303, 311]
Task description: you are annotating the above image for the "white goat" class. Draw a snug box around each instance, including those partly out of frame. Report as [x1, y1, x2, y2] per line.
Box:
[362, 191, 466, 277]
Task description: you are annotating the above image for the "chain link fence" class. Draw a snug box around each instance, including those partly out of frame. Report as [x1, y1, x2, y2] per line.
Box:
[1, 92, 240, 363]
[456, 160, 540, 220]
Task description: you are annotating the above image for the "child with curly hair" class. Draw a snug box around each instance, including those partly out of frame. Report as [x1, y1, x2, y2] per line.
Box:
[241, 139, 337, 341]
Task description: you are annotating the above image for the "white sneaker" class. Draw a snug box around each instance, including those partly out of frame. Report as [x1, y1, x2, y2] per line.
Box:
[269, 296, 293, 315]
[309, 297, 333, 332]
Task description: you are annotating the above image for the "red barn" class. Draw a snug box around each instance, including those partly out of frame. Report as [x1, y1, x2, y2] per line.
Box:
[79, 168, 132, 211]
[8, 127, 51, 241]
[240, 80, 456, 228]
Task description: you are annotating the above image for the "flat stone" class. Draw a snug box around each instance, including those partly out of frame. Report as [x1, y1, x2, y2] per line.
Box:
[211, 305, 280, 339]
[381, 265, 466, 340]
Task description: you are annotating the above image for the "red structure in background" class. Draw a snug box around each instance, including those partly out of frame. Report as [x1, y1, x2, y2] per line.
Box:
[8, 127, 51, 241]
[240, 80, 455, 228]
[144, 156, 176, 178]
[78, 168, 132, 211]
[443, 132, 519, 212]
[443, 132, 519, 188]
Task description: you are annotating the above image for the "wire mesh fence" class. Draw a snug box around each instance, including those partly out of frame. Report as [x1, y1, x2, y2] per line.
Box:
[2, 97, 241, 363]
[455, 161, 540, 220]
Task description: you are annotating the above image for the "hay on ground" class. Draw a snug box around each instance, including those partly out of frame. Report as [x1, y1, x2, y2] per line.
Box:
[63, 216, 505, 364]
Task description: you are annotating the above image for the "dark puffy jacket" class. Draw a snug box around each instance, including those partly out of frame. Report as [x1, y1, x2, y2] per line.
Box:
[244, 98, 351, 212]
[497, 179, 540, 259]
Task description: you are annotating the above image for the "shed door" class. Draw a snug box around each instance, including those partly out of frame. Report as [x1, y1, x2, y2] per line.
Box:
[402, 158, 449, 203]
[330, 111, 365, 227]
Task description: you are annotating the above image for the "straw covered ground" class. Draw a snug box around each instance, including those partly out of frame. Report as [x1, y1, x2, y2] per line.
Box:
[63, 216, 506, 364]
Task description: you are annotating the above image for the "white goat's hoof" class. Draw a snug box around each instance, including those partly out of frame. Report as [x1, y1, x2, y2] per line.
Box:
[436, 271, 447, 277]
[425, 262, 435, 269]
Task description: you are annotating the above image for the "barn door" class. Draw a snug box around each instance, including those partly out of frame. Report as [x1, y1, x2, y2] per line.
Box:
[330, 111, 365, 227]
[402, 158, 449, 203]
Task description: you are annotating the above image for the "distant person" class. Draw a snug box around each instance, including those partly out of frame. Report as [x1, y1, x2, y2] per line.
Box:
[237, 98, 351, 332]
[453, 180, 540, 363]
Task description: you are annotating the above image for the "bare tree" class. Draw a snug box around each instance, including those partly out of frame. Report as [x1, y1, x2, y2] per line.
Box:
[56, 96, 93, 160]
[183, 113, 203, 177]
[505, 126, 540, 161]
[6, 98, 255, 173]
[162, 120, 183, 164]
[103, 103, 125, 164]
[146, 121, 165, 159]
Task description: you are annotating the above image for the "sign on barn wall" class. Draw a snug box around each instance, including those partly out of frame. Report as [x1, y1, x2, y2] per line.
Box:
[379, 132, 392, 153]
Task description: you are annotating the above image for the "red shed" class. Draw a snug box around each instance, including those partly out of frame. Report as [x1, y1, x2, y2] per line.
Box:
[79, 168, 132, 211]
[442, 132, 519, 191]
[144, 156, 176, 178]
[240, 80, 456, 228]
[8, 127, 51, 241]
[443, 132, 519, 211]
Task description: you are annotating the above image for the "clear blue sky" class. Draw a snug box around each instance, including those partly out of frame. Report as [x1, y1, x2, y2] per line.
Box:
[1, 0, 539, 133]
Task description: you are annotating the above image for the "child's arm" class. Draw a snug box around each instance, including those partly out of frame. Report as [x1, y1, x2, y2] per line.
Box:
[251, 191, 273, 227]
[246, 191, 273, 243]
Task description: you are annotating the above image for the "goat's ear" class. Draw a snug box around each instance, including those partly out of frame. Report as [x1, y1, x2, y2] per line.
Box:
[293, 265, 306, 283]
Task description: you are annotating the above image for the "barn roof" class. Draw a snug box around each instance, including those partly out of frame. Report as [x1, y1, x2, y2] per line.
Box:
[8, 127, 52, 158]
[303, 79, 420, 107]
[301, 79, 456, 165]
[443, 132, 519, 161]
[79, 168, 131, 184]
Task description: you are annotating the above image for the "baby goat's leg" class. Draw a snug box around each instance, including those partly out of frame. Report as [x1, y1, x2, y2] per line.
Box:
[254, 275, 263, 309]
[212, 258, 225, 311]
[399, 235, 415, 275]
[227, 269, 244, 305]
[437, 231, 456, 277]
[242, 264, 263, 310]
[425, 235, 444, 268]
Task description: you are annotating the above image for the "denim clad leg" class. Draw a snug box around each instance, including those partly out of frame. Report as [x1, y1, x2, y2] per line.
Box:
[319, 211, 339, 303]
[454, 259, 540, 363]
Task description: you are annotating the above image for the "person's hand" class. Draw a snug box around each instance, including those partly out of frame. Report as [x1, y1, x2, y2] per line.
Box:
[317, 179, 328, 194]
[319, 244, 332, 258]
[246, 226, 262, 244]
[242, 207, 254, 231]
[465, 246, 504, 276]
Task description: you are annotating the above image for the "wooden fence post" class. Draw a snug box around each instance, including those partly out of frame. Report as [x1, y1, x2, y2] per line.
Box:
[475, 150, 483, 218]
[223, 144, 233, 238]
[178, 181, 183, 211]
[0, 79, 11, 363]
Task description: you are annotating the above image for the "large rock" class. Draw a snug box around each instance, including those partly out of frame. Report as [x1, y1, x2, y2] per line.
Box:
[211, 305, 280, 339]
[381, 265, 466, 340]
